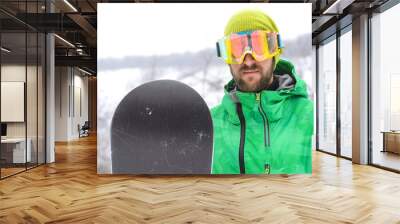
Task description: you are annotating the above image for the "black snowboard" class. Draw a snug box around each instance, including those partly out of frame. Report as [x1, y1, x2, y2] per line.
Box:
[111, 80, 213, 174]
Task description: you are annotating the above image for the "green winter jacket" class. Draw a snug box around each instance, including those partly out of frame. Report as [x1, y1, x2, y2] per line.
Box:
[211, 59, 314, 174]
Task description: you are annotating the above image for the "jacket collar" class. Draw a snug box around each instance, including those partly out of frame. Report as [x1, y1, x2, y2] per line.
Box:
[221, 59, 308, 123]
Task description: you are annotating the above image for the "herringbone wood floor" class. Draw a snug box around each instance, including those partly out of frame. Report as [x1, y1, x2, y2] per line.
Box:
[1, 134, 400, 224]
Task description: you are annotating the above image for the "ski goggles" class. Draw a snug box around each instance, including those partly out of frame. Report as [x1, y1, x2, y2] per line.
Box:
[216, 30, 283, 64]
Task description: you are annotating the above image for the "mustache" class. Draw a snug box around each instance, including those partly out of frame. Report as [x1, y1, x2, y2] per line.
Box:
[240, 64, 259, 72]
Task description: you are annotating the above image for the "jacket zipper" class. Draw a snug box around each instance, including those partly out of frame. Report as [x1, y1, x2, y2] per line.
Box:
[236, 103, 246, 174]
[256, 93, 270, 147]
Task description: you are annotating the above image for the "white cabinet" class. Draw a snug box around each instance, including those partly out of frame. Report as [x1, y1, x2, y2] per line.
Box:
[1, 138, 32, 163]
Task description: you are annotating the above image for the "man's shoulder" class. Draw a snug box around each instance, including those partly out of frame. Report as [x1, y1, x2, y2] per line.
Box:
[285, 95, 314, 135]
[210, 103, 225, 117]
[287, 95, 313, 107]
[285, 95, 313, 116]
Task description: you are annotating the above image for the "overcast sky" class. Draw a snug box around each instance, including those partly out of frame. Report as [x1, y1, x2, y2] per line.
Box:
[98, 3, 311, 59]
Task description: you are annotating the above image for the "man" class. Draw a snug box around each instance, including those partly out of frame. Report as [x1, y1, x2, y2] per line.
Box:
[211, 9, 313, 174]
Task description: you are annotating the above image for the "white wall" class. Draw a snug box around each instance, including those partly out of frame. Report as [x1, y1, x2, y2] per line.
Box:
[55, 66, 89, 141]
[72, 72, 89, 138]
[1, 65, 36, 138]
[1, 65, 26, 142]
[55, 66, 69, 141]
[1, 66, 26, 129]
[1, 63, 46, 164]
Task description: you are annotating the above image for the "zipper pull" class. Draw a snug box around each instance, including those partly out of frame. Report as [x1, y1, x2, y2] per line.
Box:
[256, 92, 261, 102]
[264, 164, 270, 174]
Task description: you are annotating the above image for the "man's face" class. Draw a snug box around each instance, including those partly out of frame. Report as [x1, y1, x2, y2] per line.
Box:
[229, 54, 274, 92]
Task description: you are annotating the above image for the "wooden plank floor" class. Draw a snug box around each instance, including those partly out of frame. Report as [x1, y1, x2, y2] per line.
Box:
[1, 134, 400, 224]
[1, 167, 26, 178]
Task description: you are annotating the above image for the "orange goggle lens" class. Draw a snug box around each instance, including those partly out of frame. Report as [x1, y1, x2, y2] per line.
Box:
[216, 30, 283, 64]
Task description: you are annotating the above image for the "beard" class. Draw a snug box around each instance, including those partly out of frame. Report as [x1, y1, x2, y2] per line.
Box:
[230, 63, 274, 92]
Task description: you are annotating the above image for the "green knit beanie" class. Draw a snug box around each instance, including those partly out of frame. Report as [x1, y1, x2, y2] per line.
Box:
[224, 9, 281, 66]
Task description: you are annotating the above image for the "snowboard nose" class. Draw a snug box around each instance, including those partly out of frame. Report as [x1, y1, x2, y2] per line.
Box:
[110, 80, 213, 174]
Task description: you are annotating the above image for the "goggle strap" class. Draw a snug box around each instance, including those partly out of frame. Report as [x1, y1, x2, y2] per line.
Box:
[277, 34, 284, 48]
[216, 42, 221, 57]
